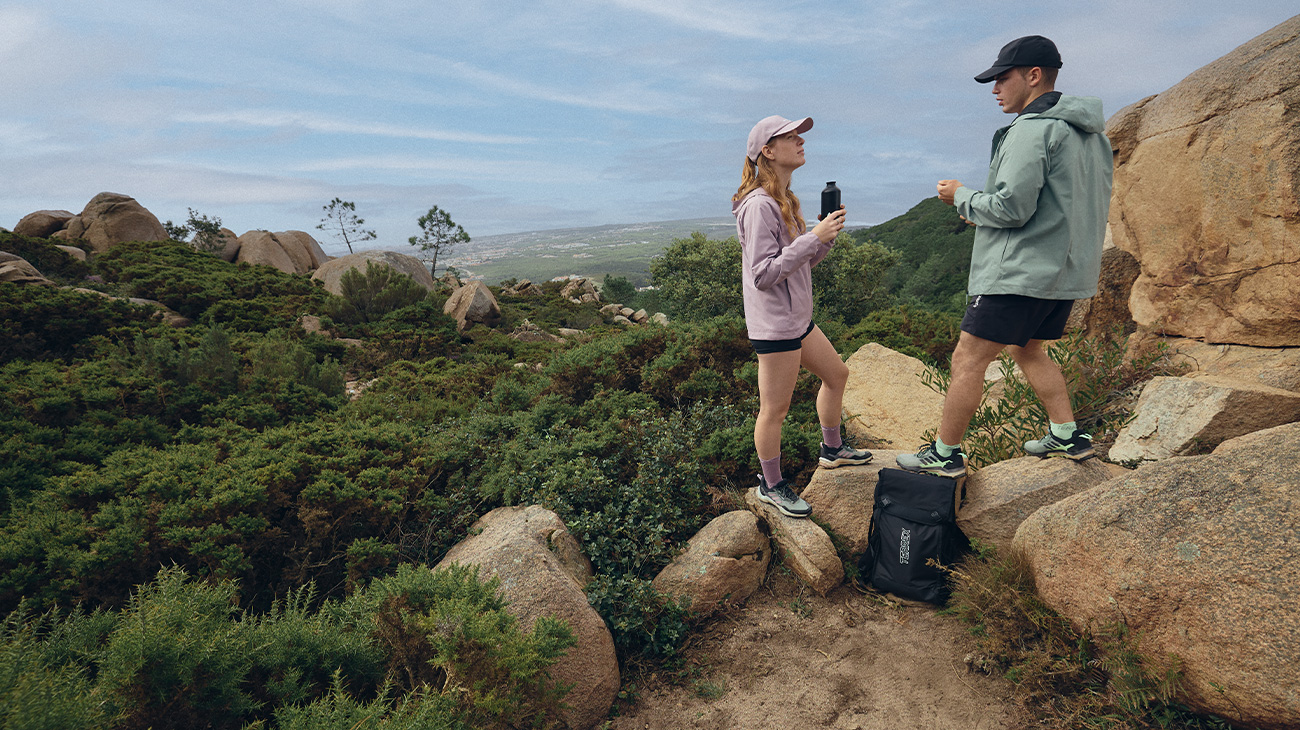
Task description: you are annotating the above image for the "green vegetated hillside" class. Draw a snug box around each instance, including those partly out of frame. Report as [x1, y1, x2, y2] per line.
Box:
[0, 204, 1194, 729]
[0, 221, 966, 729]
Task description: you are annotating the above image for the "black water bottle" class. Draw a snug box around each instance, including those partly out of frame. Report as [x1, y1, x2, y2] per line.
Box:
[820, 181, 841, 220]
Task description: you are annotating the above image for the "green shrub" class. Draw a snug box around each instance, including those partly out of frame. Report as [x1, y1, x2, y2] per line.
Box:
[90, 239, 328, 329]
[340, 563, 574, 728]
[96, 566, 255, 730]
[0, 606, 112, 729]
[0, 231, 92, 283]
[649, 233, 742, 322]
[0, 284, 158, 363]
[322, 261, 431, 325]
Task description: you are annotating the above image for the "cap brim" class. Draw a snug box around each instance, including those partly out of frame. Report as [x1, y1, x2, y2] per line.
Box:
[775, 117, 814, 136]
[974, 65, 1011, 83]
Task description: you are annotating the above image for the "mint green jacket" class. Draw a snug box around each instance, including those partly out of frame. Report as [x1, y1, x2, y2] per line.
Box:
[954, 94, 1113, 300]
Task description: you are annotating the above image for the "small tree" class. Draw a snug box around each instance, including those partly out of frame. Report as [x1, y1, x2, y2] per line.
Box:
[408, 206, 469, 274]
[317, 198, 376, 254]
[164, 208, 225, 254]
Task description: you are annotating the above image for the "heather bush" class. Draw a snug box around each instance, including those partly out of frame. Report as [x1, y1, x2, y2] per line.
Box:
[90, 239, 328, 328]
[0, 230, 92, 283]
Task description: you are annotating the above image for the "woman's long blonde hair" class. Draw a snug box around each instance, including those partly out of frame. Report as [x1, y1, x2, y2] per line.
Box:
[732, 154, 805, 238]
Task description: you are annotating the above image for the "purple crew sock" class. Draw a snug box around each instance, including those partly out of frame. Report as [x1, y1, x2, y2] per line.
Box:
[821, 425, 842, 449]
[759, 454, 783, 487]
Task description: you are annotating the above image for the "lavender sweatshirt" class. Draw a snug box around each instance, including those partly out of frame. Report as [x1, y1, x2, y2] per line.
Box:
[733, 188, 831, 340]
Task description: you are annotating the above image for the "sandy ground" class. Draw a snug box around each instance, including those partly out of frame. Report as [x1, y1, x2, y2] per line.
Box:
[607, 567, 1025, 730]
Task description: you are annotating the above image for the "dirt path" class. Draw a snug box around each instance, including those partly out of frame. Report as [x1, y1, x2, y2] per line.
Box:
[608, 569, 1025, 730]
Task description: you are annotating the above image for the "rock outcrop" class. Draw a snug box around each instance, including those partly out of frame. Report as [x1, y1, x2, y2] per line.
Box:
[60, 193, 168, 253]
[435, 505, 618, 730]
[235, 230, 327, 274]
[1106, 15, 1300, 346]
[842, 343, 944, 449]
[652, 510, 771, 616]
[1108, 374, 1300, 463]
[311, 250, 435, 295]
[1014, 422, 1300, 730]
[13, 210, 75, 239]
[0, 253, 52, 285]
[958, 456, 1121, 552]
[1063, 235, 1141, 337]
[1162, 336, 1300, 394]
[743, 489, 842, 595]
[444, 280, 502, 331]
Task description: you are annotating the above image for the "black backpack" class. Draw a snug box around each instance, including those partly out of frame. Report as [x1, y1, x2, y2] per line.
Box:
[859, 468, 970, 604]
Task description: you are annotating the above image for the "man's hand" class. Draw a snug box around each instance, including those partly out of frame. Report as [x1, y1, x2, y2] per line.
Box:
[937, 179, 961, 205]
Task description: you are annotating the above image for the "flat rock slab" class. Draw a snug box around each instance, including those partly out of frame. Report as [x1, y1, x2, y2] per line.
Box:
[1109, 374, 1300, 463]
[743, 489, 842, 595]
[959, 456, 1123, 553]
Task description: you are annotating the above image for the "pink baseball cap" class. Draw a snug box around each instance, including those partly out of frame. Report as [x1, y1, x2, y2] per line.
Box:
[746, 115, 813, 162]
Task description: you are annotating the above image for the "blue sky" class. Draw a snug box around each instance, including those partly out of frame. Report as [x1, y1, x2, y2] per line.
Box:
[2, 2, 1295, 256]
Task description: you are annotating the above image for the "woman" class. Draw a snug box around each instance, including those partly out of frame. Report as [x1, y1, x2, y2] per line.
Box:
[733, 115, 872, 518]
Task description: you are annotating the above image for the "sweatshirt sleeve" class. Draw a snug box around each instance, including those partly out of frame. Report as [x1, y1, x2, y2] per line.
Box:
[955, 121, 1049, 229]
[739, 198, 830, 291]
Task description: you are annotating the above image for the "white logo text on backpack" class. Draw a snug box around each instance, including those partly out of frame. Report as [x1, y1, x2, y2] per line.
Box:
[899, 528, 911, 564]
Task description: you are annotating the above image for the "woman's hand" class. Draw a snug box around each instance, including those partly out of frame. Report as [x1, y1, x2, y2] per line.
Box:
[812, 207, 845, 243]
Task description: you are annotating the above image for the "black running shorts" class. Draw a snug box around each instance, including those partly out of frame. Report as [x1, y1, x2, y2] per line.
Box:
[751, 321, 816, 354]
[960, 294, 1074, 347]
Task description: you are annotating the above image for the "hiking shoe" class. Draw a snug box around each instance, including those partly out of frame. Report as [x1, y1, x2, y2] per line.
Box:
[819, 442, 873, 469]
[754, 476, 812, 518]
[1024, 429, 1095, 460]
[895, 442, 966, 478]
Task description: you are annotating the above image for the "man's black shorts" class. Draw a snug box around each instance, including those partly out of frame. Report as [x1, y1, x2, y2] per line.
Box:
[960, 294, 1074, 347]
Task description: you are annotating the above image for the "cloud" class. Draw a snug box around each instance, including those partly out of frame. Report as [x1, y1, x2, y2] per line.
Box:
[174, 110, 536, 145]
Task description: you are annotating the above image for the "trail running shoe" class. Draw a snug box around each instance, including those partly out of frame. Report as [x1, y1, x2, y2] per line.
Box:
[895, 442, 966, 478]
[1024, 429, 1095, 460]
[754, 476, 812, 518]
[819, 442, 874, 469]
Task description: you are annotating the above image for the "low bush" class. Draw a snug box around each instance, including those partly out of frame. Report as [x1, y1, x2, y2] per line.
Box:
[0, 231, 92, 283]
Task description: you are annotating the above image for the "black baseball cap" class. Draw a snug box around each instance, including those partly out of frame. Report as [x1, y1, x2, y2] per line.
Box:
[974, 35, 1062, 83]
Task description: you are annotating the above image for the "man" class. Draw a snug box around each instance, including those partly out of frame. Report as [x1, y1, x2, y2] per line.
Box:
[897, 35, 1113, 478]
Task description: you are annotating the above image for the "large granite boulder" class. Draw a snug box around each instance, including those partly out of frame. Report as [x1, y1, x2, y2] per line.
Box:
[1106, 16, 1300, 346]
[61, 193, 168, 253]
[958, 456, 1122, 553]
[444, 280, 502, 331]
[311, 250, 435, 296]
[13, 210, 75, 239]
[842, 344, 945, 449]
[651, 510, 770, 616]
[207, 227, 241, 262]
[743, 489, 842, 595]
[1109, 374, 1300, 463]
[235, 230, 327, 274]
[1014, 422, 1300, 730]
[435, 505, 618, 730]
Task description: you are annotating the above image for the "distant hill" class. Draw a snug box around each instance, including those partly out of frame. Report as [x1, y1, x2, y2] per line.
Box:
[443, 218, 736, 286]
[850, 197, 975, 313]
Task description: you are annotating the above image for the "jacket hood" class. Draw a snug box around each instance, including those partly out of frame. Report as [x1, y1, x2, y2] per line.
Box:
[1026, 94, 1106, 134]
[732, 187, 769, 217]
